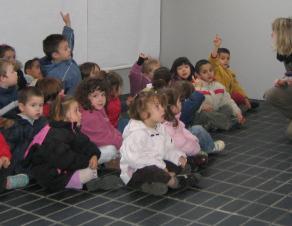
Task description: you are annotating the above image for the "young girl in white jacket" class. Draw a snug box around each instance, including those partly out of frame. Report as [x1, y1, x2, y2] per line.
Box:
[120, 91, 198, 196]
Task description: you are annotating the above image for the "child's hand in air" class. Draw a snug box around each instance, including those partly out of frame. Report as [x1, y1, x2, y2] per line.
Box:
[139, 53, 148, 60]
[0, 156, 10, 169]
[213, 34, 222, 48]
[89, 155, 98, 170]
[60, 12, 71, 27]
[179, 156, 187, 168]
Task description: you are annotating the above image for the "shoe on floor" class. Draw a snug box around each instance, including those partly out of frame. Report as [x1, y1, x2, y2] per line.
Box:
[86, 175, 124, 191]
[6, 174, 29, 190]
[211, 140, 225, 153]
[141, 182, 168, 196]
[177, 173, 201, 189]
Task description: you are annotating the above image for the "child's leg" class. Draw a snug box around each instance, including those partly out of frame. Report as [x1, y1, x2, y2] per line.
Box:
[5, 174, 29, 190]
[98, 145, 118, 164]
[65, 168, 97, 190]
[188, 125, 215, 152]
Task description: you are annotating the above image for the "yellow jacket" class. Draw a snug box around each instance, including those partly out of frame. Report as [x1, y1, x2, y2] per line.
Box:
[209, 55, 247, 97]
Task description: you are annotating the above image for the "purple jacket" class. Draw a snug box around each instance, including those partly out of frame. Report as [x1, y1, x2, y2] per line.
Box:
[129, 63, 151, 96]
[80, 108, 122, 150]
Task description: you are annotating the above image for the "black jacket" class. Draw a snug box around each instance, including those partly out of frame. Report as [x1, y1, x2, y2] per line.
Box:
[1, 115, 47, 174]
[27, 120, 101, 192]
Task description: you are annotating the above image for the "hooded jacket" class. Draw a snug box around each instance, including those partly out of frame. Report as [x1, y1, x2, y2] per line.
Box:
[120, 119, 185, 184]
[26, 120, 100, 192]
[163, 114, 200, 156]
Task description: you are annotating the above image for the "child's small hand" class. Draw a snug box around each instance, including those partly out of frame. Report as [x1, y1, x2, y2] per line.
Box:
[274, 79, 288, 88]
[60, 12, 71, 27]
[0, 156, 10, 169]
[89, 156, 98, 170]
[237, 113, 245, 124]
[201, 104, 213, 112]
[179, 156, 187, 168]
[139, 53, 148, 60]
[244, 98, 252, 110]
[213, 34, 222, 48]
[126, 96, 134, 106]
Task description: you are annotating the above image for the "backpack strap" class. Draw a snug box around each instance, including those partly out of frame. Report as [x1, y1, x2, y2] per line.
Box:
[24, 124, 51, 159]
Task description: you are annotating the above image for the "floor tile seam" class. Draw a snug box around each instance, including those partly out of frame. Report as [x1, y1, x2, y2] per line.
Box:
[0, 202, 66, 225]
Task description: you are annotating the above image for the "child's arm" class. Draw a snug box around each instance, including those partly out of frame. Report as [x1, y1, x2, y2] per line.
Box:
[0, 133, 12, 169]
[180, 91, 205, 127]
[211, 34, 222, 58]
[60, 12, 74, 52]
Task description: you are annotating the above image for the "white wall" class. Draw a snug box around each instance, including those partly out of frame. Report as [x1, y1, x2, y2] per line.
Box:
[160, 0, 292, 99]
[0, 0, 161, 94]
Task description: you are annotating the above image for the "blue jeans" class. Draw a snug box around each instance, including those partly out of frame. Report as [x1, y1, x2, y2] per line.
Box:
[188, 125, 214, 153]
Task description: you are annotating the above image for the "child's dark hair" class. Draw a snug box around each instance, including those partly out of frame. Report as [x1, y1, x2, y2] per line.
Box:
[50, 96, 76, 121]
[159, 88, 180, 127]
[217, 48, 230, 56]
[152, 67, 172, 90]
[36, 78, 63, 103]
[0, 44, 15, 58]
[129, 90, 165, 121]
[75, 78, 109, 110]
[170, 57, 195, 81]
[79, 62, 101, 79]
[172, 80, 194, 100]
[43, 34, 67, 60]
[106, 71, 123, 95]
[18, 86, 44, 105]
[194, 59, 211, 74]
[24, 58, 40, 74]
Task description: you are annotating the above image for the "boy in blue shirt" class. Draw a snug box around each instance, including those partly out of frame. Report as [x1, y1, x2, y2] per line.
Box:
[40, 12, 81, 95]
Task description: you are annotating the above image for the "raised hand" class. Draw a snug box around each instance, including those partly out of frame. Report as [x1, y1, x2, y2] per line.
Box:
[213, 34, 222, 48]
[60, 11, 71, 27]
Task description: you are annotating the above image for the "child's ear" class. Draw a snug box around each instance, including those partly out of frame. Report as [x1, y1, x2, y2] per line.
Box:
[52, 52, 59, 60]
[18, 103, 25, 112]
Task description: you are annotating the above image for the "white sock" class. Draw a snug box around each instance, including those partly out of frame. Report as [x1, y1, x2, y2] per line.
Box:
[78, 168, 98, 184]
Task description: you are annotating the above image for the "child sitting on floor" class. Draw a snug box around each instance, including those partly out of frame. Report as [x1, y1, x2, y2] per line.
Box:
[193, 59, 245, 131]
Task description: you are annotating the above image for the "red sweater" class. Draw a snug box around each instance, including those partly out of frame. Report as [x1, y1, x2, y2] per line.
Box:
[0, 133, 12, 159]
[106, 97, 121, 128]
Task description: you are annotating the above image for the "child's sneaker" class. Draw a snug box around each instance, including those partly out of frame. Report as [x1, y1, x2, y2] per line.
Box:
[177, 173, 201, 189]
[86, 175, 124, 192]
[187, 152, 208, 171]
[141, 182, 168, 196]
[212, 140, 225, 153]
[6, 174, 29, 190]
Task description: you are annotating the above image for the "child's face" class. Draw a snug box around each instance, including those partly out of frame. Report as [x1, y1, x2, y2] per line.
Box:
[19, 96, 44, 120]
[3, 50, 16, 63]
[171, 99, 182, 115]
[54, 41, 71, 61]
[65, 101, 81, 125]
[143, 98, 165, 127]
[218, 53, 230, 69]
[0, 64, 18, 87]
[27, 61, 43, 79]
[177, 64, 191, 80]
[198, 63, 215, 83]
[88, 89, 106, 110]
